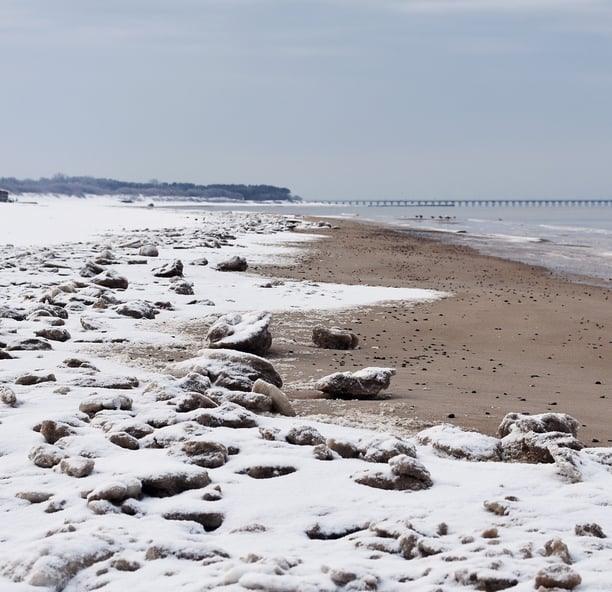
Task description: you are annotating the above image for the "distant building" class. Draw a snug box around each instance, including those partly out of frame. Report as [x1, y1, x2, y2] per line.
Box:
[0, 189, 9, 202]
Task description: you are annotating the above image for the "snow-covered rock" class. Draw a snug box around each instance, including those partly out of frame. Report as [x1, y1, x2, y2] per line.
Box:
[315, 367, 396, 399]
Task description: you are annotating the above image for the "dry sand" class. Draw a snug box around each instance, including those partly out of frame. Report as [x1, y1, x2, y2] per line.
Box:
[252, 218, 611, 445]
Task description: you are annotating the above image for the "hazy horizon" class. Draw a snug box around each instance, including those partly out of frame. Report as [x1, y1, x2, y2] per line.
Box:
[2, 1, 612, 200]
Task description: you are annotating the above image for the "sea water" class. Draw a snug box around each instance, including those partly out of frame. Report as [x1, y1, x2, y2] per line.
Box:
[189, 201, 612, 287]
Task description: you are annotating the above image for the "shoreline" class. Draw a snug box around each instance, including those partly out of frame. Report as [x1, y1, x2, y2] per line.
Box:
[255, 217, 611, 445]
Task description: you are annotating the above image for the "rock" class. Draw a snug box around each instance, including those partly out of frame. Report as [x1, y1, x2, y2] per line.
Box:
[498, 412, 584, 464]
[498, 412, 580, 438]
[252, 379, 296, 416]
[192, 402, 258, 429]
[115, 300, 158, 319]
[0, 306, 27, 321]
[163, 511, 224, 531]
[59, 456, 95, 478]
[312, 325, 359, 350]
[152, 259, 183, 277]
[359, 435, 417, 463]
[40, 420, 75, 444]
[417, 424, 502, 462]
[243, 465, 296, 479]
[80, 315, 104, 331]
[111, 558, 141, 572]
[353, 455, 432, 491]
[216, 255, 247, 272]
[549, 445, 585, 483]
[15, 491, 53, 503]
[109, 431, 140, 450]
[80, 260, 106, 278]
[91, 269, 129, 289]
[28, 304, 69, 320]
[63, 357, 99, 371]
[15, 372, 56, 386]
[169, 279, 194, 295]
[139, 244, 159, 257]
[6, 338, 52, 351]
[167, 348, 283, 391]
[313, 444, 335, 460]
[0, 385, 18, 407]
[144, 542, 228, 562]
[455, 570, 519, 591]
[190, 257, 208, 266]
[483, 500, 510, 516]
[28, 444, 65, 468]
[182, 440, 228, 468]
[315, 367, 396, 399]
[544, 537, 572, 564]
[79, 393, 133, 417]
[206, 311, 272, 355]
[34, 327, 71, 342]
[389, 454, 433, 481]
[0, 350, 14, 360]
[286, 425, 325, 446]
[575, 523, 607, 538]
[24, 543, 115, 589]
[140, 469, 210, 497]
[207, 388, 272, 412]
[173, 392, 218, 412]
[534, 564, 581, 590]
[87, 478, 142, 503]
[120, 422, 155, 439]
[326, 437, 361, 459]
[73, 375, 139, 389]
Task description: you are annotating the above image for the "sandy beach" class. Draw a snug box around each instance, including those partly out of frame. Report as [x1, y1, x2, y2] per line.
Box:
[256, 218, 611, 445]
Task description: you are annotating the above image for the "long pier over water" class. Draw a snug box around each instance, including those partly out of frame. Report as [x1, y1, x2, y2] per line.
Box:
[313, 199, 612, 207]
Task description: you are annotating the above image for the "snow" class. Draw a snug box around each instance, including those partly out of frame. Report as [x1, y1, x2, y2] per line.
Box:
[0, 198, 611, 591]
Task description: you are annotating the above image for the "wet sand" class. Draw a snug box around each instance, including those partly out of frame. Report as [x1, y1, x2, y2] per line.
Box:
[253, 219, 611, 445]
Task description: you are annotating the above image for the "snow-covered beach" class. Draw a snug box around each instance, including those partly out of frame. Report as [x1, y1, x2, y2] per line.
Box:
[1, 198, 611, 591]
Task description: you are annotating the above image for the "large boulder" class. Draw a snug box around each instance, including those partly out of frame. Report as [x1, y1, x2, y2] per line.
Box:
[206, 311, 272, 355]
[315, 367, 396, 399]
[497, 412, 584, 463]
[166, 348, 282, 391]
[312, 325, 359, 350]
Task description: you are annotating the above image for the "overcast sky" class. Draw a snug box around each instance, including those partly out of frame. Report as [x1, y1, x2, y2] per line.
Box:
[2, 0, 612, 199]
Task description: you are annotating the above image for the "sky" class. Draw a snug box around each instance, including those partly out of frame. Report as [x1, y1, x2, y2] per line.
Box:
[1, 0, 612, 200]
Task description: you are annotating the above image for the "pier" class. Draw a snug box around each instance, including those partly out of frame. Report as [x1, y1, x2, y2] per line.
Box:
[312, 199, 612, 207]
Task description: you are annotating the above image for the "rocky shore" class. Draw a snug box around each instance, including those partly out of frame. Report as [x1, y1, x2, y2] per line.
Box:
[1, 209, 610, 591]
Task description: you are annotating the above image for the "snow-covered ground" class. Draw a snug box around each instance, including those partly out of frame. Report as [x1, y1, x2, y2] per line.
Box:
[0, 198, 610, 592]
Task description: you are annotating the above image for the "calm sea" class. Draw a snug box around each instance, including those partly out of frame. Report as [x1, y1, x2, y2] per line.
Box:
[188, 201, 612, 287]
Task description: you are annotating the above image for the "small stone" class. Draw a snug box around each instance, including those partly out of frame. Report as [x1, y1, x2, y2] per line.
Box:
[575, 523, 607, 538]
[0, 385, 18, 407]
[534, 564, 581, 590]
[40, 420, 75, 444]
[60, 457, 95, 478]
[216, 256, 247, 272]
[286, 425, 325, 446]
[15, 372, 56, 386]
[109, 432, 140, 450]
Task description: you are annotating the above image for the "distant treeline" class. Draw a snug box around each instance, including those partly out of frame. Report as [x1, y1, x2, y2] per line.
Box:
[0, 175, 299, 202]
